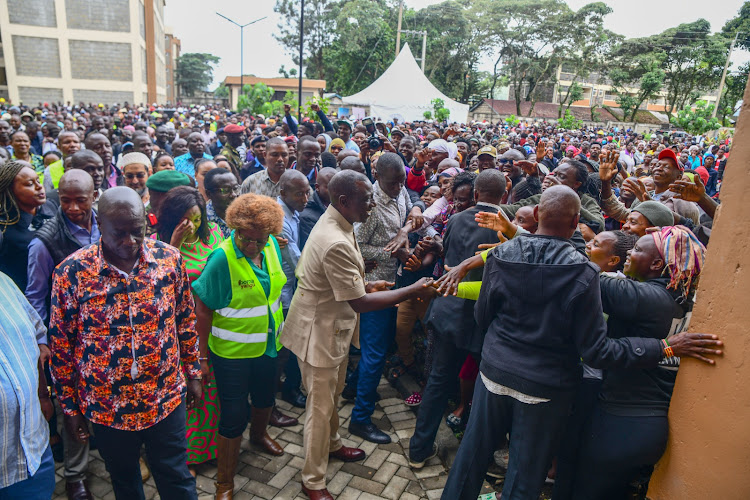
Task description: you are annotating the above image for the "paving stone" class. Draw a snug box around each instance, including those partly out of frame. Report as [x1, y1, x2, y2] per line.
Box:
[275, 481, 302, 500]
[359, 493, 387, 500]
[328, 470, 353, 495]
[379, 397, 403, 407]
[383, 402, 410, 414]
[337, 486, 362, 500]
[283, 442, 303, 456]
[240, 451, 271, 469]
[195, 474, 216, 494]
[400, 493, 422, 500]
[388, 410, 415, 422]
[288, 456, 305, 469]
[241, 464, 275, 483]
[358, 440, 378, 455]
[386, 452, 409, 466]
[371, 461, 399, 484]
[392, 418, 417, 431]
[379, 442, 403, 453]
[325, 459, 345, 481]
[262, 453, 292, 473]
[381, 474, 410, 499]
[88, 474, 113, 498]
[397, 465, 418, 481]
[268, 464, 299, 489]
[421, 473, 448, 490]
[413, 464, 446, 479]
[427, 488, 444, 499]
[348, 476, 385, 496]
[279, 430, 304, 445]
[363, 448, 389, 470]
[397, 428, 413, 440]
[340, 461, 377, 479]
[242, 479, 280, 499]
[406, 479, 425, 496]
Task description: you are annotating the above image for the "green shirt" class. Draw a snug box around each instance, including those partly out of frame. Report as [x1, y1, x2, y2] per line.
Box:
[192, 231, 282, 357]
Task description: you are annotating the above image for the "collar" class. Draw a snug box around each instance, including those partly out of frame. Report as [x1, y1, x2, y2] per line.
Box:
[62, 210, 98, 236]
[277, 196, 299, 219]
[95, 239, 155, 275]
[326, 204, 354, 233]
[476, 201, 501, 211]
[374, 181, 398, 203]
[229, 231, 270, 260]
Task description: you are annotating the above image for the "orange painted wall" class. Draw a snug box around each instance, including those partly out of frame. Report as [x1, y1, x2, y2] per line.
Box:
[647, 81, 750, 499]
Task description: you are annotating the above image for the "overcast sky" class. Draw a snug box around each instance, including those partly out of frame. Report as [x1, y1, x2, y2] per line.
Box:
[164, 0, 750, 90]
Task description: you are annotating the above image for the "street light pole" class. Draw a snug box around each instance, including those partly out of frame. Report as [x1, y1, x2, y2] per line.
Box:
[217, 12, 267, 109]
[298, 0, 305, 125]
[712, 31, 742, 119]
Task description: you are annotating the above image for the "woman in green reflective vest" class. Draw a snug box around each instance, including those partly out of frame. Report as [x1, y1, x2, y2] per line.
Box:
[192, 193, 288, 500]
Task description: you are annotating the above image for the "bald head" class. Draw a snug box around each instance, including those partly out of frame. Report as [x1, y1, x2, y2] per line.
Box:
[317, 167, 337, 184]
[474, 169, 506, 204]
[340, 156, 366, 174]
[536, 185, 580, 239]
[329, 170, 370, 209]
[59, 169, 94, 194]
[279, 168, 308, 191]
[437, 158, 460, 173]
[98, 186, 145, 222]
[337, 149, 358, 165]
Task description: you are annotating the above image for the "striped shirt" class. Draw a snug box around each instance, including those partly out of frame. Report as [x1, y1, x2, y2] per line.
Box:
[0, 272, 48, 488]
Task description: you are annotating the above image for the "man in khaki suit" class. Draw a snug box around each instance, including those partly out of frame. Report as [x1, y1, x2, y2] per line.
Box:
[282, 170, 429, 500]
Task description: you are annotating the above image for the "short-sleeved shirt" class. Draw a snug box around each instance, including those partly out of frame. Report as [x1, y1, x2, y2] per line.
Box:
[192, 232, 282, 358]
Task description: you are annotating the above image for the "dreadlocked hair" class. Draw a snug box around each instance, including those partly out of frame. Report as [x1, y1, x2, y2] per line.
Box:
[651, 225, 706, 300]
[567, 159, 595, 196]
[610, 230, 638, 272]
[0, 161, 27, 231]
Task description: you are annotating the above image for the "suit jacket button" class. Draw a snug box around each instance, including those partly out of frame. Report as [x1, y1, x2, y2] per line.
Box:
[636, 347, 643, 354]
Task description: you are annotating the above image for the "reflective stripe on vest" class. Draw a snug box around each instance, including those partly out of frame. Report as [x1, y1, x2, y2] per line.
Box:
[209, 236, 287, 359]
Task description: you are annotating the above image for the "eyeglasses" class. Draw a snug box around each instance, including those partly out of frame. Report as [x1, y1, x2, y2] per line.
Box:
[498, 159, 513, 165]
[124, 172, 147, 179]
[212, 186, 241, 195]
[235, 231, 268, 245]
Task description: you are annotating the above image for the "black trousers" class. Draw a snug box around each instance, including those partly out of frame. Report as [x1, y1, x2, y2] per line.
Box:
[91, 401, 196, 500]
[211, 350, 277, 438]
[566, 403, 668, 500]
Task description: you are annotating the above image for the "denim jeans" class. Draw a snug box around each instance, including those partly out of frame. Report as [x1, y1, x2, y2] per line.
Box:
[409, 333, 477, 462]
[348, 307, 396, 425]
[211, 351, 277, 438]
[0, 445, 55, 500]
[91, 402, 197, 500]
[441, 377, 574, 500]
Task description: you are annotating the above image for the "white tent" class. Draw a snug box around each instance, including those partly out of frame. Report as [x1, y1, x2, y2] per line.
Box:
[342, 43, 469, 123]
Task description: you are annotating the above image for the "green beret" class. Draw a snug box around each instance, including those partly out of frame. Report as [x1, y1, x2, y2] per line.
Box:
[146, 170, 191, 193]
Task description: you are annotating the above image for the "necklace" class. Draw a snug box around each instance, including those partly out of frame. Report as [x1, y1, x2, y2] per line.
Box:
[183, 235, 199, 245]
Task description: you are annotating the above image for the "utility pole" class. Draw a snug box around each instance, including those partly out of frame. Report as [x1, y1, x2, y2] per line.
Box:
[298, 0, 305, 124]
[713, 31, 741, 119]
[398, 29, 427, 72]
[396, 0, 403, 56]
[217, 13, 267, 108]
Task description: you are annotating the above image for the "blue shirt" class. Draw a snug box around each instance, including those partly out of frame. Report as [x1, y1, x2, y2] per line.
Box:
[277, 196, 301, 309]
[26, 214, 100, 324]
[345, 139, 360, 153]
[174, 152, 213, 178]
[0, 272, 49, 488]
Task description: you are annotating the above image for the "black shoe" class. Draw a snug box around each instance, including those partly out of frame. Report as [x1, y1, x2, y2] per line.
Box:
[282, 389, 307, 409]
[341, 385, 357, 401]
[349, 421, 391, 444]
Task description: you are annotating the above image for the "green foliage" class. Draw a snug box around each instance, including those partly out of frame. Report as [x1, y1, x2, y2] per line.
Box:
[302, 95, 331, 119]
[431, 98, 450, 122]
[176, 53, 220, 97]
[274, 0, 338, 80]
[558, 82, 584, 117]
[423, 111, 432, 120]
[670, 100, 722, 135]
[214, 83, 229, 98]
[505, 114, 520, 127]
[557, 109, 582, 130]
[718, 62, 748, 125]
[278, 65, 298, 79]
[722, 2, 750, 51]
[236, 84, 296, 116]
[610, 66, 664, 122]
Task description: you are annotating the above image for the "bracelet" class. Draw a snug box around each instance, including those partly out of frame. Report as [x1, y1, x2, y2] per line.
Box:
[198, 357, 208, 362]
[662, 339, 674, 358]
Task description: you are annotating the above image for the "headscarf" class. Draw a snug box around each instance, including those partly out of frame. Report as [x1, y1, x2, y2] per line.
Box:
[651, 225, 706, 299]
[318, 133, 332, 153]
[330, 138, 346, 151]
[428, 139, 458, 160]
[437, 166, 462, 178]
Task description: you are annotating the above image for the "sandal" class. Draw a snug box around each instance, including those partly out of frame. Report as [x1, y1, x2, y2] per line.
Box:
[446, 413, 462, 432]
[404, 392, 422, 407]
[387, 361, 416, 383]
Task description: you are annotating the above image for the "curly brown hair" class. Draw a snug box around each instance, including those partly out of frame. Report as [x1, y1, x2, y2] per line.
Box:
[225, 193, 284, 235]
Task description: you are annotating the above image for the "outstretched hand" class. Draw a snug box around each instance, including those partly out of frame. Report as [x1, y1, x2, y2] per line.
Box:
[669, 175, 705, 202]
[599, 150, 619, 183]
[621, 177, 651, 202]
[366, 280, 395, 293]
[668, 333, 723, 364]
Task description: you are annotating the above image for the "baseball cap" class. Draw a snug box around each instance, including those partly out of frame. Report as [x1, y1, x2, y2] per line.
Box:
[477, 145, 497, 158]
[658, 148, 682, 171]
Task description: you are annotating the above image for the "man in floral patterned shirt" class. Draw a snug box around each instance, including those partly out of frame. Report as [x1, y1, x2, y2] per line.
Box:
[49, 187, 202, 500]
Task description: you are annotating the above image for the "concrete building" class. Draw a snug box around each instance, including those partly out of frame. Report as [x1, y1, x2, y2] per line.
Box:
[0, 0, 169, 106]
[222, 76, 326, 110]
[551, 64, 718, 113]
[165, 26, 180, 104]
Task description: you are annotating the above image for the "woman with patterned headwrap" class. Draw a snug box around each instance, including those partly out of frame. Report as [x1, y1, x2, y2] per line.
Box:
[557, 225, 712, 500]
[155, 185, 224, 474]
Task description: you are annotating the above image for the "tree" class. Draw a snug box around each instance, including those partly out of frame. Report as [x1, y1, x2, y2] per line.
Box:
[237, 83, 274, 114]
[557, 82, 584, 118]
[557, 109, 582, 130]
[214, 83, 229, 98]
[671, 100, 722, 135]
[608, 47, 665, 122]
[722, 1, 750, 51]
[274, 0, 338, 80]
[302, 94, 331, 119]
[176, 53, 220, 97]
[431, 98, 450, 122]
[278, 64, 298, 79]
[718, 62, 749, 125]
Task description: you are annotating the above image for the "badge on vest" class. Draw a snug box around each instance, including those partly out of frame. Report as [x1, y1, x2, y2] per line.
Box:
[238, 279, 256, 290]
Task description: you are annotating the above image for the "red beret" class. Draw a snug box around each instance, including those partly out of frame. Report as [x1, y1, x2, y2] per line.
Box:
[224, 124, 244, 134]
[658, 148, 682, 171]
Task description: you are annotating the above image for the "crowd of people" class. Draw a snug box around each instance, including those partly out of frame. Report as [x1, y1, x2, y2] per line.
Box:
[0, 100, 726, 500]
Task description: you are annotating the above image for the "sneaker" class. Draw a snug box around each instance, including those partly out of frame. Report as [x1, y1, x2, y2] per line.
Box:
[409, 443, 438, 469]
[493, 447, 509, 469]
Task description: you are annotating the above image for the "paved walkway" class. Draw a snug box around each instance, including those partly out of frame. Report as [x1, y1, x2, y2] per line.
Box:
[52, 377, 457, 500]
